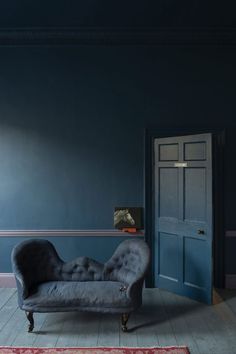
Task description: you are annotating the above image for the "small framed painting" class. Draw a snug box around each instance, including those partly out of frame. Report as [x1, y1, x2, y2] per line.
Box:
[114, 207, 143, 230]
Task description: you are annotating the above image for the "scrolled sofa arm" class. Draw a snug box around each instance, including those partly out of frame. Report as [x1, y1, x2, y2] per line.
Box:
[103, 239, 150, 305]
[11, 239, 64, 301]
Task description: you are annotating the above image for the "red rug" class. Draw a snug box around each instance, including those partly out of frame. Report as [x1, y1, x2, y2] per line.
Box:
[0, 347, 190, 354]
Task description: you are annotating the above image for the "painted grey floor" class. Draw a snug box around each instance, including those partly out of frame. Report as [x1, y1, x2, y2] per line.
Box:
[0, 288, 236, 354]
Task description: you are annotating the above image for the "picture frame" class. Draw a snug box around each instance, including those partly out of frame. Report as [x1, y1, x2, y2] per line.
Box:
[114, 207, 143, 230]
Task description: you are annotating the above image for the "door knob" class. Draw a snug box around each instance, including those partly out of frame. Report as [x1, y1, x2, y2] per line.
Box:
[197, 229, 205, 235]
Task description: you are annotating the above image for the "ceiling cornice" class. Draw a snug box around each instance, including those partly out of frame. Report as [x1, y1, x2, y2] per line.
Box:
[0, 27, 235, 46]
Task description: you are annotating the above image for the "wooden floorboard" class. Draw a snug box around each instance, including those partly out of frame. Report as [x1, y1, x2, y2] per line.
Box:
[208, 291, 236, 354]
[56, 312, 81, 348]
[97, 314, 120, 347]
[174, 293, 217, 354]
[0, 292, 18, 332]
[154, 289, 178, 347]
[12, 312, 48, 347]
[201, 299, 236, 354]
[56, 312, 101, 347]
[33, 313, 66, 348]
[0, 289, 16, 311]
[76, 313, 100, 347]
[160, 290, 200, 354]
[0, 288, 236, 353]
[119, 312, 138, 347]
[0, 307, 25, 346]
[135, 289, 159, 347]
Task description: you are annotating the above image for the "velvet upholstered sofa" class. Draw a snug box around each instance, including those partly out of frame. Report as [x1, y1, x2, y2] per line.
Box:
[11, 238, 150, 333]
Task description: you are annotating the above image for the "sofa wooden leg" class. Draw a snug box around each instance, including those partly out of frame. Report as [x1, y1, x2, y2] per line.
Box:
[121, 313, 129, 332]
[25, 311, 34, 332]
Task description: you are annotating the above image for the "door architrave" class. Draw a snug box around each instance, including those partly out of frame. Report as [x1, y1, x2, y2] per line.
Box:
[144, 128, 225, 289]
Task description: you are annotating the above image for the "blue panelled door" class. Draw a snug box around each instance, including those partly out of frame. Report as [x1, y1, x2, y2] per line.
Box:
[154, 134, 213, 304]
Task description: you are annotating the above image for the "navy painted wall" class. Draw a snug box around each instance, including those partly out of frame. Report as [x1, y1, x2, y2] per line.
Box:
[0, 46, 236, 273]
[0, 1, 236, 28]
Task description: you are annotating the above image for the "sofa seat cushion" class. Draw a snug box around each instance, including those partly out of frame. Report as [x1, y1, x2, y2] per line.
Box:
[23, 281, 132, 312]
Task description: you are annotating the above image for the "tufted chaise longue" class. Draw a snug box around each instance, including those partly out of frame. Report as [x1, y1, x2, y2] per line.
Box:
[11, 238, 150, 333]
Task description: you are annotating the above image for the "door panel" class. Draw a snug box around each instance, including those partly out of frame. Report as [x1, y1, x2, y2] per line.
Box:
[184, 237, 207, 289]
[159, 232, 179, 281]
[159, 168, 179, 218]
[184, 142, 206, 160]
[154, 133, 212, 304]
[184, 168, 206, 221]
[159, 143, 179, 161]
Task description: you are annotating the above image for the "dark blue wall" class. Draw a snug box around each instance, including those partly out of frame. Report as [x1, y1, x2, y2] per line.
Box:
[0, 1, 236, 28]
[0, 46, 236, 273]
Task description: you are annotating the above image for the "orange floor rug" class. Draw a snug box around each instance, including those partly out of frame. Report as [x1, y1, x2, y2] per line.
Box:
[0, 347, 190, 354]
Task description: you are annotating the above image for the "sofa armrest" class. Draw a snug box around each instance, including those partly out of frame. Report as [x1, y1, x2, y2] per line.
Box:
[103, 239, 150, 300]
[14, 273, 28, 304]
[12, 260, 43, 300]
[127, 277, 145, 299]
[11, 239, 64, 300]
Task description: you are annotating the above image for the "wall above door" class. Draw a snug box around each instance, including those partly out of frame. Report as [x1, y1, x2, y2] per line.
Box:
[0, 1, 236, 46]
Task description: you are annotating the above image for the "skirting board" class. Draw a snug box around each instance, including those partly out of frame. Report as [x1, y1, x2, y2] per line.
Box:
[0, 273, 16, 288]
[225, 274, 236, 289]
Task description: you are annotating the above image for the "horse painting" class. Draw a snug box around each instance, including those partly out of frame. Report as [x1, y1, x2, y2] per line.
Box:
[114, 209, 135, 228]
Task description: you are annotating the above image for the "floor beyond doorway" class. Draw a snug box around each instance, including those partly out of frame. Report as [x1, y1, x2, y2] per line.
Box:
[0, 288, 236, 354]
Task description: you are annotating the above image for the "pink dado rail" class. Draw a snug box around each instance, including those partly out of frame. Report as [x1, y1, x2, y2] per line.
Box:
[0, 229, 145, 237]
